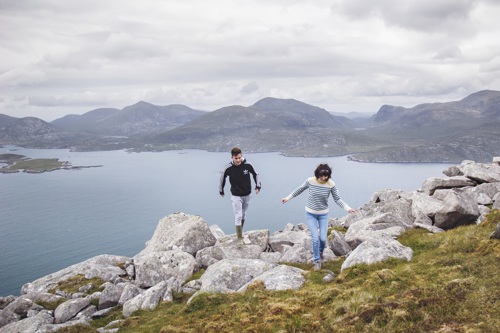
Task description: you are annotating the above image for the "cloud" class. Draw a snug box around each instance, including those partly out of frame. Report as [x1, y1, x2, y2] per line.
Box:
[0, 0, 500, 120]
[0, 66, 46, 87]
[335, 0, 479, 33]
[28, 91, 112, 107]
[240, 82, 260, 95]
[433, 46, 463, 60]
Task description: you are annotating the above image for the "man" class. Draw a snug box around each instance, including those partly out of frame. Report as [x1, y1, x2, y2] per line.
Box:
[219, 147, 261, 244]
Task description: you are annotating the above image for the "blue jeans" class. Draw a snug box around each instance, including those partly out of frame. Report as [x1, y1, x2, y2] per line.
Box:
[305, 212, 328, 263]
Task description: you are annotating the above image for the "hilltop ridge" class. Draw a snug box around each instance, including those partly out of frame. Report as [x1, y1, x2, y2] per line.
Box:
[1, 90, 500, 162]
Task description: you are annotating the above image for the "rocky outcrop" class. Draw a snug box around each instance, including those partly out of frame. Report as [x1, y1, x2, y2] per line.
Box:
[136, 213, 217, 257]
[20, 254, 130, 295]
[1, 157, 499, 333]
[421, 176, 476, 195]
[434, 191, 480, 229]
[122, 280, 172, 318]
[341, 235, 413, 271]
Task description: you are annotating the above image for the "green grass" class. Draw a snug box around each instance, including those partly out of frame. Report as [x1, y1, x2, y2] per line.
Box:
[4, 158, 66, 172]
[54, 210, 500, 333]
[48, 274, 106, 295]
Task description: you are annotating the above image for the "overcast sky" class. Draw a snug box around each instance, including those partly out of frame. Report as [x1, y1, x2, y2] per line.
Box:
[1, 0, 500, 121]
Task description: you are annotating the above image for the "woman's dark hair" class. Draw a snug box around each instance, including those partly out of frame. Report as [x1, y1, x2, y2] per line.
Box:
[314, 163, 332, 180]
[231, 147, 242, 156]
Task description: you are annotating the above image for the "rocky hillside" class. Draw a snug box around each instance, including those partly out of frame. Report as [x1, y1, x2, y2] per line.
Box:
[347, 90, 500, 162]
[0, 158, 499, 332]
[0, 114, 90, 149]
[366, 90, 500, 143]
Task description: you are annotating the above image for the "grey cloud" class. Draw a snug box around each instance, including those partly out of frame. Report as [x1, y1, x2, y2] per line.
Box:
[336, 0, 480, 33]
[479, 56, 500, 73]
[0, 0, 113, 15]
[98, 32, 171, 60]
[78, 30, 114, 43]
[240, 82, 259, 95]
[433, 46, 462, 60]
[0, 66, 46, 87]
[28, 91, 111, 107]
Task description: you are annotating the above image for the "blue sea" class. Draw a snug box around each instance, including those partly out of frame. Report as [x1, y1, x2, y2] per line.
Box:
[0, 146, 451, 296]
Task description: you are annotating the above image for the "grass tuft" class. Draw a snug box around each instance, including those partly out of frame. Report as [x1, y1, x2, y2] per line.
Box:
[48, 274, 105, 295]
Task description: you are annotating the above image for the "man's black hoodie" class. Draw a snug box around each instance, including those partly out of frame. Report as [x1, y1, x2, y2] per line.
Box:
[219, 158, 261, 196]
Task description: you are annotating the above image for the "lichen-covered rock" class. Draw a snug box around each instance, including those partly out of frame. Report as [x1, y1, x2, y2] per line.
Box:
[197, 259, 276, 293]
[238, 265, 306, 292]
[54, 297, 91, 324]
[21, 254, 129, 295]
[122, 281, 171, 318]
[134, 250, 196, 289]
[135, 213, 216, 257]
[196, 243, 263, 268]
[0, 310, 54, 333]
[458, 160, 500, 183]
[434, 191, 480, 229]
[344, 213, 411, 249]
[328, 230, 352, 256]
[421, 176, 476, 196]
[341, 235, 413, 271]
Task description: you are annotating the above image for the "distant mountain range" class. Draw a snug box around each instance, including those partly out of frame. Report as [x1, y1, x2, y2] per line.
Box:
[51, 101, 205, 136]
[1, 90, 499, 162]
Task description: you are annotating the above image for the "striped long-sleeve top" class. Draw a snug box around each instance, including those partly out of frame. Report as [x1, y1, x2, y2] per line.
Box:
[285, 177, 352, 215]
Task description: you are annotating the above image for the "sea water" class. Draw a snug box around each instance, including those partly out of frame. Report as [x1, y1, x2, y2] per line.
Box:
[0, 146, 450, 296]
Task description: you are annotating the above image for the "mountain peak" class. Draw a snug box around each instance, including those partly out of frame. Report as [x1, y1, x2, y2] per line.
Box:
[457, 90, 500, 110]
[251, 97, 320, 112]
[128, 101, 155, 108]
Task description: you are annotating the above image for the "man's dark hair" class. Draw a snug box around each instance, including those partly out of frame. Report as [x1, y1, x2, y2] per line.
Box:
[314, 163, 332, 180]
[231, 147, 242, 156]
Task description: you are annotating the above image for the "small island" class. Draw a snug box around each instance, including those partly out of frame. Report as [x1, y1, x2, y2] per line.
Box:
[0, 153, 102, 174]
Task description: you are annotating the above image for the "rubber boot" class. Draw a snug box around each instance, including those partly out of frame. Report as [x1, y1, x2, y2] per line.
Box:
[236, 225, 251, 245]
[236, 225, 243, 241]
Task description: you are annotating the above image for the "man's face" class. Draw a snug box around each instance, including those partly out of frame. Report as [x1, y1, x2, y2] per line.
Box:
[232, 153, 243, 166]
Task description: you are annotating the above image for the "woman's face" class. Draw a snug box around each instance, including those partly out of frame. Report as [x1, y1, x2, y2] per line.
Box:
[318, 174, 329, 183]
[317, 169, 330, 182]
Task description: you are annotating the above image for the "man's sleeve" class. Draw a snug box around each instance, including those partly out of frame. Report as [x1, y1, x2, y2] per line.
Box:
[250, 164, 261, 190]
[219, 169, 227, 195]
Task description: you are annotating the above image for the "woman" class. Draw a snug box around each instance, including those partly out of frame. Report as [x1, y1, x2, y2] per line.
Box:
[281, 163, 356, 270]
